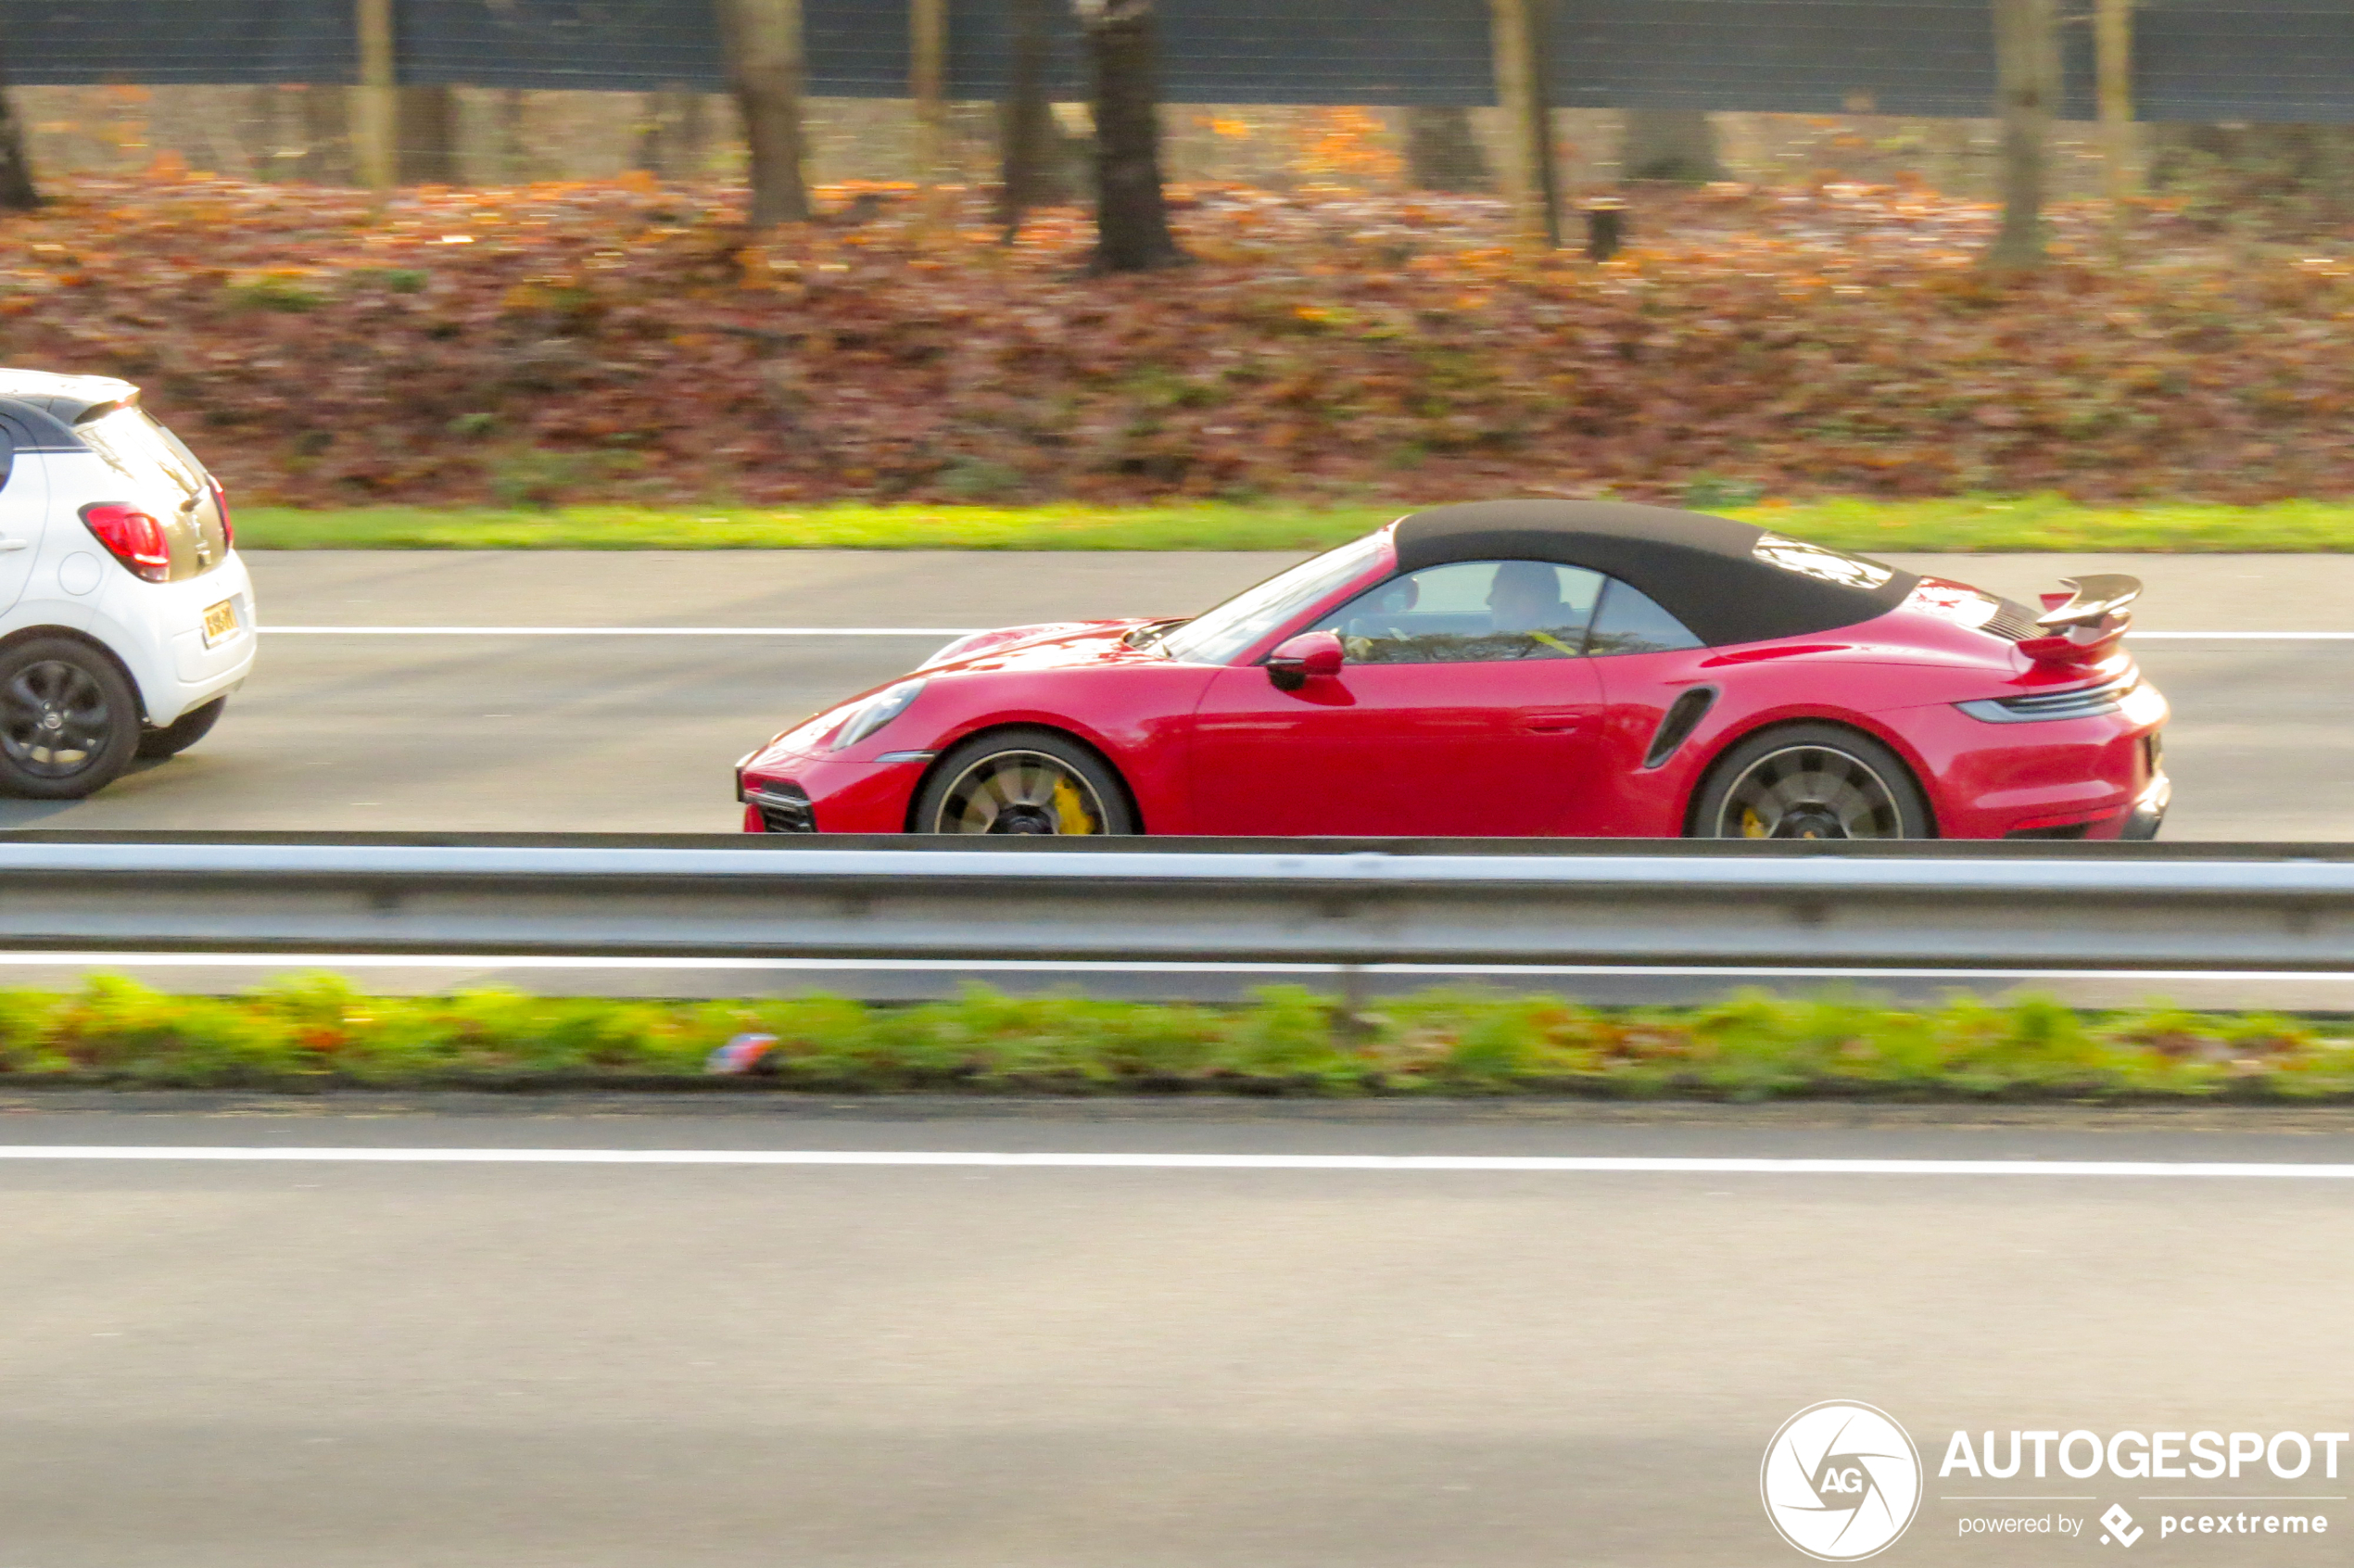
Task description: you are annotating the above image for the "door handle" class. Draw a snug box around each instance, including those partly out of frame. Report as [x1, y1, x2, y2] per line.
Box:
[1520, 712, 1588, 733]
[0, 539, 29, 553]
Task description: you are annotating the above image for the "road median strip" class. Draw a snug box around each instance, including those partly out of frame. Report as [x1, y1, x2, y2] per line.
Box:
[0, 974, 2349, 1099]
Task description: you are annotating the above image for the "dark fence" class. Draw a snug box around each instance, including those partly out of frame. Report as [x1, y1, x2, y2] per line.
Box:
[0, 0, 2347, 121]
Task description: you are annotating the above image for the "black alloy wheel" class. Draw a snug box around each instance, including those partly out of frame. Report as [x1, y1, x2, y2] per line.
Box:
[914, 728, 1136, 835]
[0, 639, 140, 799]
[1693, 724, 1931, 841]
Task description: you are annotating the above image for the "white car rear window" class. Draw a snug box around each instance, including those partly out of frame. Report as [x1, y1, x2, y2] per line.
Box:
[78, 406, 203, 503]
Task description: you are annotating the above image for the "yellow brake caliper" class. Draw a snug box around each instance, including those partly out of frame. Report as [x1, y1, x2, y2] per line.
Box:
[1741, 807, 1768, 839]
[1052, 775, 1097, 834]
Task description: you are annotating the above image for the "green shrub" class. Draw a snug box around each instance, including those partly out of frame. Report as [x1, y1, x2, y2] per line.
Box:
[223, 272, 327, 312]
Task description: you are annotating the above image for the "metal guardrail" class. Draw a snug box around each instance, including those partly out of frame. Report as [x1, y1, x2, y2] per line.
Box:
[0, 834, 2351, 974]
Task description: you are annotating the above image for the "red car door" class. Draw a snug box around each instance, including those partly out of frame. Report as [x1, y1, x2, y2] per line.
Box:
[1581, 575, 1716, 835]
[1185, 560, 1611, 837]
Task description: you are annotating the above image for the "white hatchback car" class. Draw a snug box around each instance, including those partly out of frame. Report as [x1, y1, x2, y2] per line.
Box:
[0, 369, 255, 797]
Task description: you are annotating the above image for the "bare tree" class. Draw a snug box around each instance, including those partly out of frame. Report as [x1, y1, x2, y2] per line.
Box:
[718, 0, 811, 226]
[639, 86, 712, 183]
[0, 28, 42, 209]
[1404, 107, 1488, 192]
[1000, 0, 1055, 238]
[1075, 0, 1185, 272]
[399, 83, 461, 183]
[1987, 0, 2057, 268]
[1488, 0, 1559, 247]
[293, 85, 356, 184]
[1622, 109, 1723, 183]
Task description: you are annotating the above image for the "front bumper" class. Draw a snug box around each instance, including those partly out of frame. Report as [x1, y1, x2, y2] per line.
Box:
[2119, 772, 2170, 841]
[738, 753, 932, 833]
[739, 778, 815, 832]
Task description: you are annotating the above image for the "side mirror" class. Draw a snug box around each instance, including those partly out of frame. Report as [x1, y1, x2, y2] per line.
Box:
[1266, 629, 1345, 689]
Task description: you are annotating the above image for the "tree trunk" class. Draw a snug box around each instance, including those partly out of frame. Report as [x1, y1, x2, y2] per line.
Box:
[398, 83, 460, 184]
[1403, 106, 1488, 192]
[638, 85, 709, 181]
[912, 0, 947, 226]
[1076, 0, 1185, 272]
[1986, 0, 2057, 269]
[1621, 108, 1723, 183]
[718, 0, 811, 226]
[494, 87, 532, 183]
[296, 84, 355, 183]
[354, 0, 396, 194]
[2094, 0, 2134, 210]
[999, 0, 1054, 237]
[1488, 0, 1559, 248]
[0, 69, 37, 211]
[236, 85, 284, 181]
[0, 28, 45, 207]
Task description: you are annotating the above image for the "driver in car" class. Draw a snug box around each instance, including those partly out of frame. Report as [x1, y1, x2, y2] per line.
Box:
[1487, 561, 1580, 656]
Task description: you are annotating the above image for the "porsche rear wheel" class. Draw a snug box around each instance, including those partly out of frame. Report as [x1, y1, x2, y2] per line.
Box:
[914, 728, 1136, 835]
[1692, 725, 1932, 841]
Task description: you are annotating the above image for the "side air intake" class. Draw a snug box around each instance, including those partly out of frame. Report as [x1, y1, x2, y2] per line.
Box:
[1644, 687, 1717, 768]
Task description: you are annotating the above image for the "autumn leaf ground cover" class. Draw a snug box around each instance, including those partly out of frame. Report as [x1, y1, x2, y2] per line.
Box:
[6, 974, 2354, 1099]
[3, 172, 2349, 537]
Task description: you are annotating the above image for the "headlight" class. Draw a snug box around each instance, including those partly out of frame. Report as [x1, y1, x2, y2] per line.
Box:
[829, 678, 927, 752]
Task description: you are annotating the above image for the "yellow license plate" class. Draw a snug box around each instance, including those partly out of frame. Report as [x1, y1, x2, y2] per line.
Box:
[201, 598, 238, 646]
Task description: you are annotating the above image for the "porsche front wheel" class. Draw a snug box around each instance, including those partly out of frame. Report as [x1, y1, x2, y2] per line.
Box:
[913, 729, 1137, 835]
[1691, 725, 1933, 840]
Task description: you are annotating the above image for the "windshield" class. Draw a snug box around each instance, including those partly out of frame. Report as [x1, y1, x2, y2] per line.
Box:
[1159, 532, 1390, 665]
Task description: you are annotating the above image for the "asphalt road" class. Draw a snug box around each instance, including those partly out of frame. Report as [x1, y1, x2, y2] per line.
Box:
[0, 1101, 2348, 1567]
[0, 548, 2344, 841]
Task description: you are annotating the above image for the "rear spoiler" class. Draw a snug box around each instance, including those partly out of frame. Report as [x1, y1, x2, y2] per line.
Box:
[2016, 574, 2141, 667]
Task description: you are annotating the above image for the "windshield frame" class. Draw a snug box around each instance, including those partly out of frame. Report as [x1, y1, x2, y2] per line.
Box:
[1158, 529, 1396, 667]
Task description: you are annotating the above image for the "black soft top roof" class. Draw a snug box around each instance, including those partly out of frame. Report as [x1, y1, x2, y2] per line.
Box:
[1391, 500, 1917, 647]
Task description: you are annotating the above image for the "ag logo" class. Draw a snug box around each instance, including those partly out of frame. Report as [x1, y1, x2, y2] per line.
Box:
[1761, 1401, 1923, 1561]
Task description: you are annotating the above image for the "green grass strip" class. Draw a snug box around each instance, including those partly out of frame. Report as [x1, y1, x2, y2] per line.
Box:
[234, 496, 2354, 554]
[4, 975, 2350, 1099]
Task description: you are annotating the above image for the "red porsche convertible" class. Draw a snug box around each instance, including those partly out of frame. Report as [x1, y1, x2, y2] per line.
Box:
[736, 500, 2169, 841]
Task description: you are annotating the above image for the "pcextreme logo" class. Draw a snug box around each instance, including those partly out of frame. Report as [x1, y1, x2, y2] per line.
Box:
[1762, 1401, 1925, 1562]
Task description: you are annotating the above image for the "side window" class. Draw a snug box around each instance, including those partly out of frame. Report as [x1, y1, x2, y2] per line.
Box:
[1588, 578, 1703, 656]
[1311, 560, 1603, 664]
[0, 424, 16, 492]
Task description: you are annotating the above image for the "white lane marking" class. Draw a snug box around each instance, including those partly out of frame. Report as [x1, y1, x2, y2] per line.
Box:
[2134, 632, 2354, 641]
[0, 952, 2348, 983]
[259, 626, 979, 637]
[0, 1147, 2349, 1176]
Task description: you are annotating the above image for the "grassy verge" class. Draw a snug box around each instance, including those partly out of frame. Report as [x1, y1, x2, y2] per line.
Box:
[4, 976, 2350, 1099]
[234, 497, 2354, 554]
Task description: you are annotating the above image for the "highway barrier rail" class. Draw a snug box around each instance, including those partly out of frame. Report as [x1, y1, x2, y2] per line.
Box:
[2, 833, 2353, 976]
